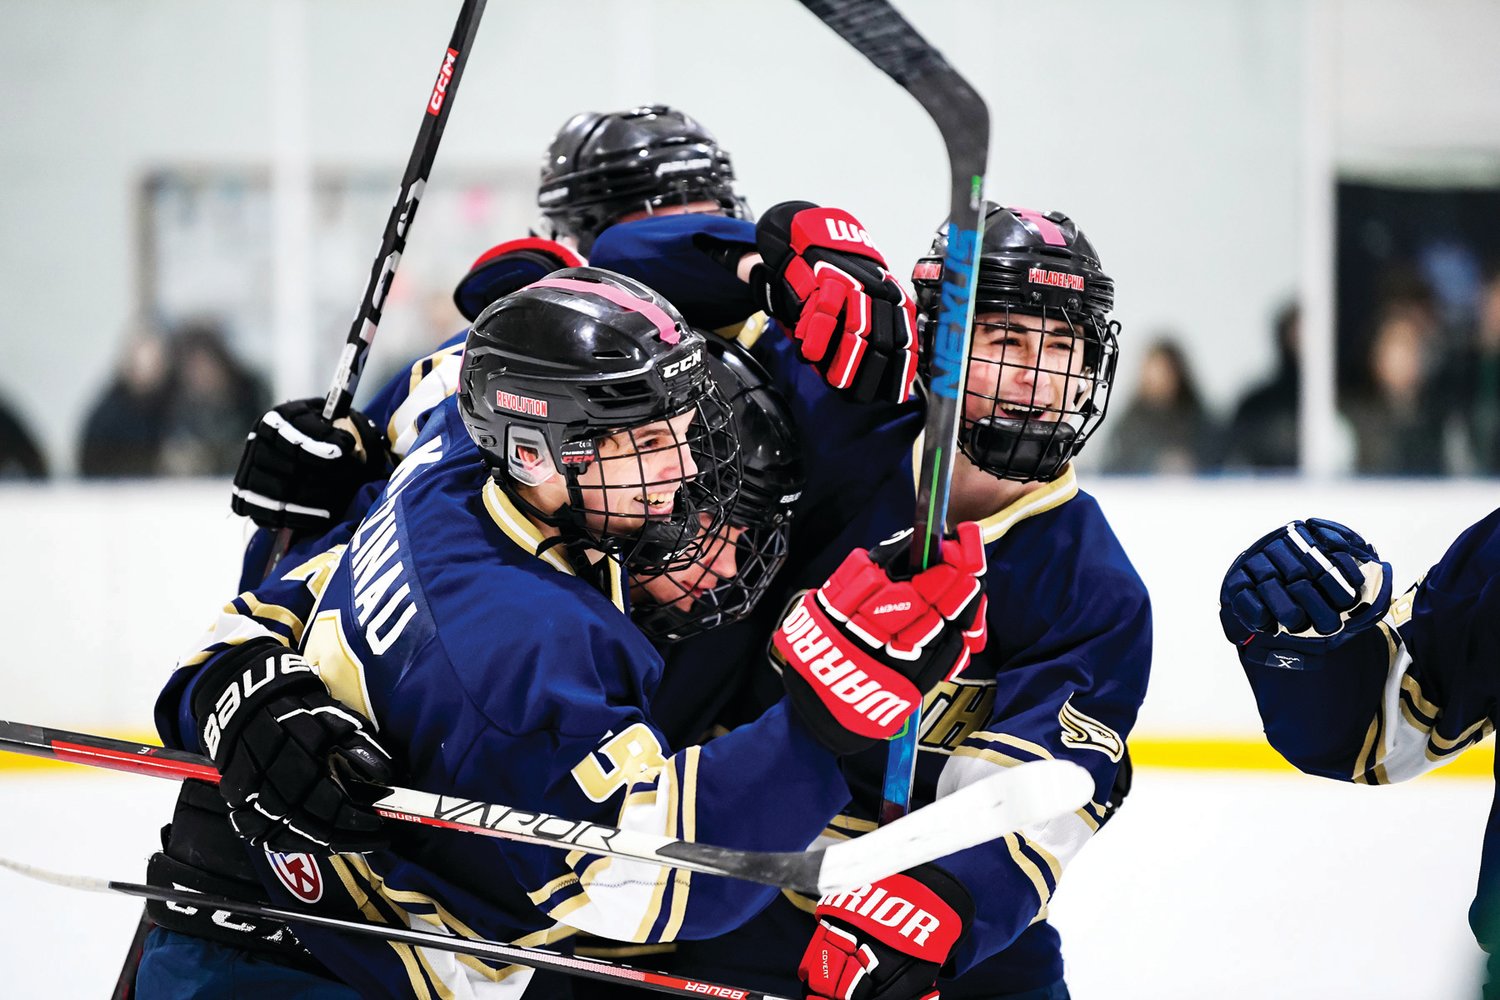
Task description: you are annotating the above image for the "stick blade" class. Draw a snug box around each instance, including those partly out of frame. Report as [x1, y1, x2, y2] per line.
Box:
[815, 759, 1094, 894]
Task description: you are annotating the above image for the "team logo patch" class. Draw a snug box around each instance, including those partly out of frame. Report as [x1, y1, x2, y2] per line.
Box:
[1058, 696, 1123, 762]
[267, 850, 324, 903]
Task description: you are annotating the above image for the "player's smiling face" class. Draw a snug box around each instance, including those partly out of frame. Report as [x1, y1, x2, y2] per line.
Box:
[965, 311, 1091, 426]
[575, 409, 699, 534]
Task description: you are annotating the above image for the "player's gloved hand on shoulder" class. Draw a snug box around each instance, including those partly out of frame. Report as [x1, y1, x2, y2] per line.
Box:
[753, 201, 919, 405]
[1219, 517, 1393, 669]
[453, 237, 586, 321]
[775, 521, 988, 755]
[193, 637, 395, 854]
[231, 399, 389, 533]
[800, 864, 974, 1000]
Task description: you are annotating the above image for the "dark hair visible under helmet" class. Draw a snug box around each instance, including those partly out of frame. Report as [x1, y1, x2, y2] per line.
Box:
[632, 336, 805, 644]
[459, 267, 740, 574]
[536, 105, 750, 255]
[911, 203, 1120, 483]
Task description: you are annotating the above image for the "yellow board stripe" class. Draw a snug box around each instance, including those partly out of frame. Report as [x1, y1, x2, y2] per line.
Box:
[2, 733, 1491, 780]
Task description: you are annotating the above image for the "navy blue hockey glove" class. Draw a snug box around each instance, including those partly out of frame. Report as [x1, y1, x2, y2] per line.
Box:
[231, 399, 389, 533]
[800, 864, 974, 1000]
[1219, 518, 1393, 669]
[753, 201, 919, 405]
[452, 237, 585, 321]
[193, 638, 395, 854]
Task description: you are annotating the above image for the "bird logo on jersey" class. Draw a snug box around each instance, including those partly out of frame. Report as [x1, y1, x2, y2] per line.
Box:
[1058, 696, 1124, 762]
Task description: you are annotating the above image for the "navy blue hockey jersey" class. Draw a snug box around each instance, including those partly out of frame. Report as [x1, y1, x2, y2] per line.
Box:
[656, 333, 1153, 997]
[164, 397, 852, 999]
[1232, 507, 1500, 967]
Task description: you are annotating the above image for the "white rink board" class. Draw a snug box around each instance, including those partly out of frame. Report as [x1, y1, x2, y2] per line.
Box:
[0, 477, 1495, 738]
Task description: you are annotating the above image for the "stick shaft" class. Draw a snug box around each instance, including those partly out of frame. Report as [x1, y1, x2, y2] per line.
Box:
[0, 856, 792, 1000]
[0, 719, 823, 895]
[796, 0, 990, 826]
[264, 0, 488, 577]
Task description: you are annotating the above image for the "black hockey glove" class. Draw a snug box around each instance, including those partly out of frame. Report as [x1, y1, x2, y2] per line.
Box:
[773, 522, 988, 755]
[752, 201, 919, 405]
[231, 398, 389, 533]
[1219, 518, 1393, 669]
[800, 864, 974, 1000]
[193, 638, 395, 854]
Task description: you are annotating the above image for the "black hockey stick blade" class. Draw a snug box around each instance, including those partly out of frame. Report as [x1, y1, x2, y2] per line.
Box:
[0, 857, 795, 1000]
[0, 719, 1090, 896]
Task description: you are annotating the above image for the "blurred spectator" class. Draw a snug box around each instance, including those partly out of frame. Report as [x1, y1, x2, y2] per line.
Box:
[157, 322, 270, 477]
[1343, 305, 1447, 475]
[1450, 263, 1500, 472]
[1222, 302, 1300, 471]
[78, 327, 172, 477]
[0, 392, 47, 479]
[1102, 336, 1217, 474]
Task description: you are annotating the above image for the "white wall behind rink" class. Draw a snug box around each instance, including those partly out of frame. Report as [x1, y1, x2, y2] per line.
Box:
[0, 477, 1494, 740]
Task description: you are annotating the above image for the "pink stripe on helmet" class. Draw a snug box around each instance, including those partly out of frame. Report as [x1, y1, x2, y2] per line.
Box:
[1012, 207, 1068, 247]
[532, 276, 682, 344]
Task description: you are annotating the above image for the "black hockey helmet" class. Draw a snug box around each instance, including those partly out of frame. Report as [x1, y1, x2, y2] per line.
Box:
[911, 202, 1120, 483]
[459, 267, 740, 573]
[536, 105, 751, 254]
[632, 336, 804, 643]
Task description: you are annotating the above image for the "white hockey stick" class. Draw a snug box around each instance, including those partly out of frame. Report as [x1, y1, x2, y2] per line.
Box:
[0, 720, 1092, 896]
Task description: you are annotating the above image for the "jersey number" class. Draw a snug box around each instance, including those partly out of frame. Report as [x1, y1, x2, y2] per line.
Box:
[572, 723, 668, 803]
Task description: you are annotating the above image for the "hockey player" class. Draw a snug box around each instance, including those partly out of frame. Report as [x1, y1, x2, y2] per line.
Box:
[1218, 513, 1500, 995]
[620, 202, 1152, 1000]
[136, 269, 988, 998]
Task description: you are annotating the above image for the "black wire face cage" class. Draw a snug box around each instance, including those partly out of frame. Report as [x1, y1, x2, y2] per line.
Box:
[629, 517, 792, 644]
[960, 305, 1120, 482]
[560, 389, 741, 575]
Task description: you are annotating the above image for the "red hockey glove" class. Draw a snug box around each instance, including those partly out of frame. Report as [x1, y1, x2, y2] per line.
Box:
[453, 237, 586, 321]
[775, 522, 987, 755]
[753, 201, 919, 405]
[800, 865, 974, 1000]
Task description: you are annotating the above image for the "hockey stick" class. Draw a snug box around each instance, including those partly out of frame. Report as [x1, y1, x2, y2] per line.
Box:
[795, 0, 990, 825]
[2, 857, 795, 1000]
[0, 719, 1090, 897]
[115, 10, 491, 995]
[254, 0, 488, 577]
